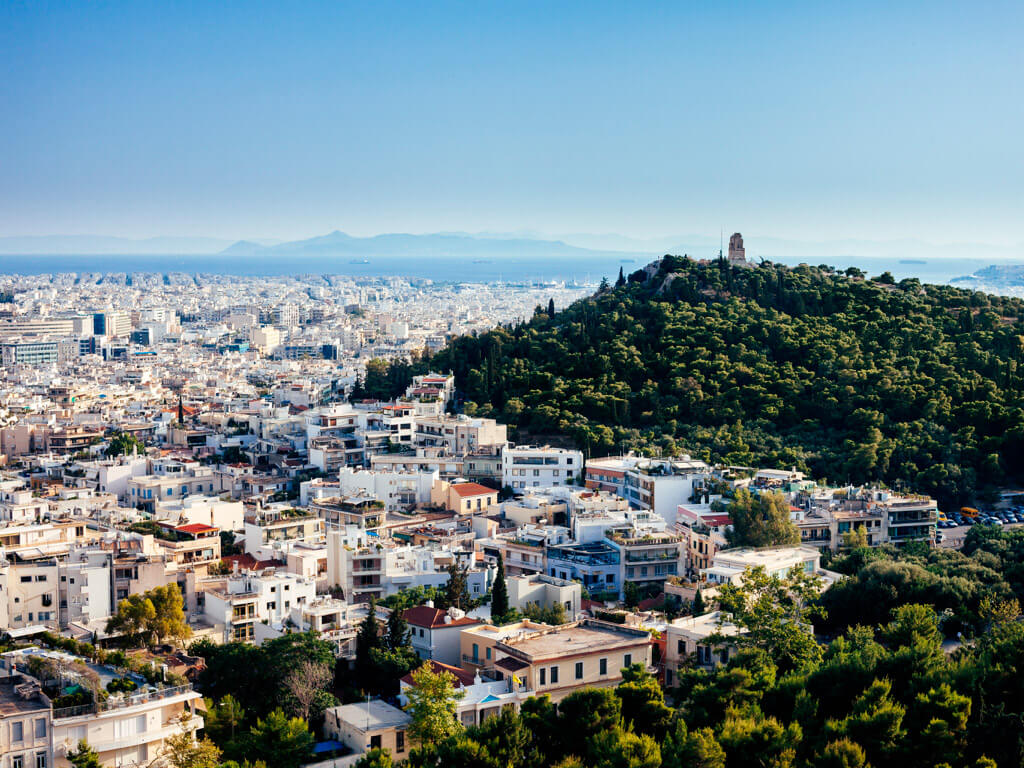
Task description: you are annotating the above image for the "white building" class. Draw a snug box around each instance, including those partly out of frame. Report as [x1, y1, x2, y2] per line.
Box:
[203, 569, 318, 644]
[502, 445, 582, 490]
[338, 466, 437, 512]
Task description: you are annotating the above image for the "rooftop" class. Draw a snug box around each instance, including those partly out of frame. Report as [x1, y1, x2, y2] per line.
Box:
[497, 619, 650, 661]
[331, 699, 411, 731]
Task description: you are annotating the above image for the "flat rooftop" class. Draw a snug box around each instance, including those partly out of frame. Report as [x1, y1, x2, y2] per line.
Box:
[498, 620, 648, 660]
[0, 676, 49, 717]
[332, 699, 411, 731]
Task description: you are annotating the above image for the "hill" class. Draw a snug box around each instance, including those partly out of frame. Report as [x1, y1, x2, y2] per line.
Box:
[218, 229, 643, 261]
[381, 256, 1024, 506]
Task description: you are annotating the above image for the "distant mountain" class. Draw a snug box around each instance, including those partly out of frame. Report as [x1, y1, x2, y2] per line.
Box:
[0, 235, 246, 255]
[217, 230, 643, 261]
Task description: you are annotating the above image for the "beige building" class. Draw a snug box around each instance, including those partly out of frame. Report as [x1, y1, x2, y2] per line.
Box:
[431, 481, 499, 515]
[323, 700, 412, 763]
[487, 619, 652, 702]
[664, 611, 744, 687]
[0, 673, 52, 768]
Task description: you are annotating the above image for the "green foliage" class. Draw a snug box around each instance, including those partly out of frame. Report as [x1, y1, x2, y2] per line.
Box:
[405, 663, 465, 744]
[354, 748, 394, 768]
[105, 431, 145, 457]
[726, 489, 800, 548]
[491, 553, 510, 622]
[243, 708, 315, 768]
[375, 259, 1024, 505]
[715, 565, 825, 673]
[105, 583, 190, 647]
[521, 600, 568, 625]
[67, 740, 101, 768]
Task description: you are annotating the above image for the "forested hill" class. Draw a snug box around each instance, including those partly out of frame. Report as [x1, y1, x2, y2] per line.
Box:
[368, 256, 1024, 506]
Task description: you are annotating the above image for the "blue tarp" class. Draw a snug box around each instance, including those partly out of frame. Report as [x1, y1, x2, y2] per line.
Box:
[312, 741, 346, 754]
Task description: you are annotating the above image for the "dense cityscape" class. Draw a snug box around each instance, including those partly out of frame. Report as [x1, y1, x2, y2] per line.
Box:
[1, 246, 1022, 768]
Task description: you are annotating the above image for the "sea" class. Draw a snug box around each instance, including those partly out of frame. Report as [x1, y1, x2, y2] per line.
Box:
[0, 252, 1015, 286]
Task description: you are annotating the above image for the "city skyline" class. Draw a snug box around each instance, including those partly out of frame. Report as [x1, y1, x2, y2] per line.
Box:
[3, 1, 1022, 245]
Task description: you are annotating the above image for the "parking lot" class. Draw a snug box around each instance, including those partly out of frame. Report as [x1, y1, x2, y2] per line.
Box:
[937, 508, 1024, 548]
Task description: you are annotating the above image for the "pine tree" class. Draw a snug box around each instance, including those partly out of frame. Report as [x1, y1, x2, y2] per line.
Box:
[548, 297, 556, 317]
[692, 589, 706, 616]
[616, 266, 626, 287]
[491, 554, 509, 623]
[355, 597, 381, 689]
[385, 607, 410, 651]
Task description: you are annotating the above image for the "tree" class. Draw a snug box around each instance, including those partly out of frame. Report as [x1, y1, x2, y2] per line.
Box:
[162, 730, 222, 768]
[715, 565, 824, 672]
[623, 580, 640, 610]
[818, 738, 868, 768]
[616, 266, 626, 288]
[106, 584, 190, 647]
[354, 748, 393, 768]
[548, 297, 556, 317]
[67, 741, 102, 768]
[385, 607, 410, 651]
[725, 489, 800, 548]
[662, 720, 725, 768]
[615, 663, 673, 739]
[405, 663, 465, 744]
[356, 598, 382, 690]
[206, 694, 245, 741]
[692, 589, 706, 615]
[491, 553, 510, 623]
[442, 562, 472, 610]
[841, 525, 869, 550]
[282, 660, 334, 721]
[244, 709, 314, 768]
[105, 431, 145, 457]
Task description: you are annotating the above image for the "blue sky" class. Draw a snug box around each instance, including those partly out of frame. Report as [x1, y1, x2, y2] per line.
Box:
[1, 1, 1021, 244]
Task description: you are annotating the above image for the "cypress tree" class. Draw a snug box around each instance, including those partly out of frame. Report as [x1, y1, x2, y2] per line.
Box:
[491, 554, 509, 623]
[692, 589, 705, 616]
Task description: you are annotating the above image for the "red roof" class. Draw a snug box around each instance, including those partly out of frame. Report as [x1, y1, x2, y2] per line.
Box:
[402, 606, 482, 629]
[702, 514, 732, 527]
[451, 482, 496, 498]
[222, 553, 285, 570]
[400, 660, 475, 688]
[176, 523, 218, 535]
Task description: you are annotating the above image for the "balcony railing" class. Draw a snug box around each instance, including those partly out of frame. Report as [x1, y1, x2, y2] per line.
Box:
[54, 683, 196, 719]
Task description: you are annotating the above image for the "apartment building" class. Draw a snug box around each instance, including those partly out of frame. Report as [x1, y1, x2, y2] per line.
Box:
[502, 445, 582, 490]
[1, 647, 203, 768]
[505, 573, 581, 617]
[203, 569, 317, 643]
[488, 619, 652, 702]
[126, 461, 218, 512]
[399, 661, 529, 728]
[310, 496, 386, 531]
[414, 414, 506, 456]
[459, 620, 552, 674]
[699, 546, 839, 594]
[242, 510, 324, 561]
[337, 466, 437, 512]
[0, 559, 60, 632]
[0, 673, 52, 768]
[431, 481, 499, 515]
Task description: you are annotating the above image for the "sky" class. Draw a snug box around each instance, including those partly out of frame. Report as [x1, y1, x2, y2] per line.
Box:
[1, 1, 1022, 245]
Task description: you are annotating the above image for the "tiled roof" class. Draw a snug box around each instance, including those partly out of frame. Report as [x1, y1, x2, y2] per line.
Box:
[400, 660, 475, 688]
[402, 606, 482, 629]
[451, 482, 496, 498]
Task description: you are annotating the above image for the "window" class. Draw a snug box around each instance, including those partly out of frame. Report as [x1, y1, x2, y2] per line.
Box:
[34, 575, 47, 582]
[12, 720, 24, 742]
[472, 643, 479, 661]
[37, 753, 47, 768]
[539, 668, 546, 686]
[396, 731, 405, 753]
[486, 647, 491, 660]
[624, 653, 632, 668]
[34, 718, 46, 738]
[13, 756, 24, 768]
[20, 575, 31, 583]
[550, 666, 559, 684]
[599, 658, 608, 675]
[677, 639, 685, 655]
[575, 662, 583, 680]
[370, 735, 381, 750]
